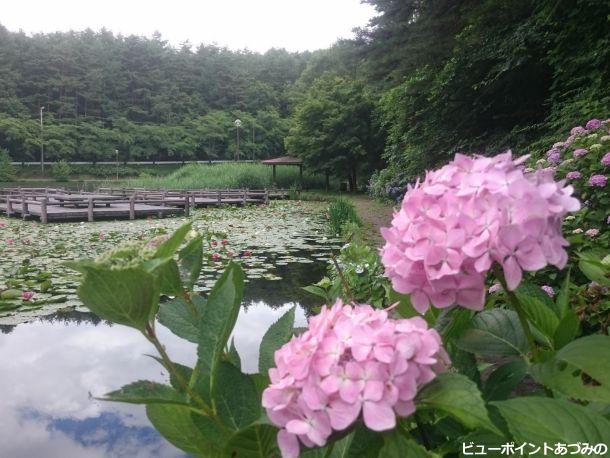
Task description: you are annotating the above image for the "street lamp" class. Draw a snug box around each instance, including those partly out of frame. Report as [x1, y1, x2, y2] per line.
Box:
[40, 106, 45, 175]
[234, 119, 242, 161]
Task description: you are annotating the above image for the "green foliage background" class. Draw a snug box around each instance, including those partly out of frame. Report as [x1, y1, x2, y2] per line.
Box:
[0, 0, 608, 186]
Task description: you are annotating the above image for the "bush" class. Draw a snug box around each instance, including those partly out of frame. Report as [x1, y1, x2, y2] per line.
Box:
[327, 197, 360, 235]
[529, 118, 610, 333]
[51, 160, 71, 181]
[0, 148, 16, 182]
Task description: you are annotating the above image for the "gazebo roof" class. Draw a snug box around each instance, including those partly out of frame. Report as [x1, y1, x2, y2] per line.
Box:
[261, 156, 303, 165]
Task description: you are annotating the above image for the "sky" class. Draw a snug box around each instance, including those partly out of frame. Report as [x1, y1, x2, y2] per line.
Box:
[1, 0, 377, 53]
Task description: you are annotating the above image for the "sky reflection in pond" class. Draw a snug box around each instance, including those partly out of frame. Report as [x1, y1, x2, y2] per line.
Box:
[0, 260, 324, 457]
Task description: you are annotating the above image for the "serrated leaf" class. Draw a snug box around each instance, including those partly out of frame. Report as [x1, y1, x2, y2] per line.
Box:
[553, 308, 580, 349]
[155, 222, 193, 259]
[531, 335, 610, 402]
[251, 373, 271, 398]
[196, 262, 245, 403]
[158, 297, 204, 343]
[149, 355, 193, 393]
[493, 397, 610, 455]
[224, 424, 278, 458]
[482, 360, 527, 401]
[146, 403, 221, 456]
[416, 373, 501, 435]
[228, 338, 241, 369]
[301, 425, 383, 458]
[380, 430, 437, 458]
[578, 252, 610, 286]
[515, 284, 560, 340]
[152, 259, 183, 296]
[74, 266, 159, 331]
[456, 309, 528, 357]
[103, 380, 187, 405]
[179, 235, 204, 289]
[556, 270, 571, 318]
[214, 362, 260, 430]
[258, 306, 296, 373]
[302, 285, 328, 299]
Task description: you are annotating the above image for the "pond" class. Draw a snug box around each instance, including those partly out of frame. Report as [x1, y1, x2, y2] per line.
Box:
[0, 202, 339, 457]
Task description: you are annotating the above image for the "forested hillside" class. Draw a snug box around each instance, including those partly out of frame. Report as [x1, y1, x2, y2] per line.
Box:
[0, 26, 310, 162]
[1, 0, 608, 191]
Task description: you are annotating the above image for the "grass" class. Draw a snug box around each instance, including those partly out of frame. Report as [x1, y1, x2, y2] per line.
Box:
[123, 163, 330, 189]
[328, 197, 361, 235]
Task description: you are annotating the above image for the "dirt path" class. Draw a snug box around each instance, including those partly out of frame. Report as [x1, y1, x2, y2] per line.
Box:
[347, 195, 396, 246]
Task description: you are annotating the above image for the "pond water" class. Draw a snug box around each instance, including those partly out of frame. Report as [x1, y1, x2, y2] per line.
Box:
[0, 202, 338, 457]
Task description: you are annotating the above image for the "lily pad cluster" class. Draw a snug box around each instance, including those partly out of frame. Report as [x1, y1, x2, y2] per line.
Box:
[0, 201, 340, 324]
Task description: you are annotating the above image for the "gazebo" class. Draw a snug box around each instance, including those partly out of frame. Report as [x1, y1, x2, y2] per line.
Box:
[261, 156, 303, 186]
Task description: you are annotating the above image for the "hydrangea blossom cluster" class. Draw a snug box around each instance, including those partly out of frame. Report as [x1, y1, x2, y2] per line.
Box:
[589, 175, 607, 187]
[601, 153, 610, 167]
[573, 148, 588, 158]
[262, 301, 447, 458]
[586, 119, 602, 130]
[566, 171, 582, 180]
[380, 152, 580, 313]
[546, 148, 561, 163]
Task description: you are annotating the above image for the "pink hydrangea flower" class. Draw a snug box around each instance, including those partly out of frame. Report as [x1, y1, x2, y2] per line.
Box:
[601, 153, 610, 167]
[541, 285, 555, 297]
[585, 228, 599, 237]
[212, 253, 221, 261]
[552, 142, 566, 150]
[243, 250, 253, 257]
[566, 171, 582, 180]
[221, 239, 229, 246]
[380, 152, 579, 312]
[571, 126, 586, 136]
[263, 300, 448, 457]
[573, 149, 588, 158]
[586, 119, 602, 130]
[546, 148, 561, 164]
[7, 239, 14, 246]
[99, 232, 105, 241]
[211, 240, 218, 247]
[488, 283, 502, 294]
[589, 175, 607, 187]
[22, 291, 35, 301]
[0, 222, 6, 228]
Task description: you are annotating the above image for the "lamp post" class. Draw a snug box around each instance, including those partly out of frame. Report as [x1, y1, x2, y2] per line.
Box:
[39, 106, 45, 175]
[234, 119, 242, 161]
[252, 125, 255, 161]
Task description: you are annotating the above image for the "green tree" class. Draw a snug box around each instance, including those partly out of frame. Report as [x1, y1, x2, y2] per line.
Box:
[286, 76, 381, 190]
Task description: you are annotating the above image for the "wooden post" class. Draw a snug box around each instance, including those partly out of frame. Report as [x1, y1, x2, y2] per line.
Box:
[87, 198, 94, 222]
[299, 164, 303, 190]
[7, 198, 13, 216]
[184, 193, 190, 217]
[22, 198, 28, 218]
[41, 198, 48, 223]
[217, 190, 221, 205]
[129, 195, 135, 220]
[272, 164, 276, 184]
[242, 189, 247, 205]
[264, 189, 269, 204]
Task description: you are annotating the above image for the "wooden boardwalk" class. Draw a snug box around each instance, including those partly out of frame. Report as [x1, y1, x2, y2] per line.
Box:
[0, 187, 289, 223]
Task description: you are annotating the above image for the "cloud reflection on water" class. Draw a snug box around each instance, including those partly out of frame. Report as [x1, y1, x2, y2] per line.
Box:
[0, 301, 308, 457]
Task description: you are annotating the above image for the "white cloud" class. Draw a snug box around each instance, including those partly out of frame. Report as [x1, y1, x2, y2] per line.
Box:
[1, 0, 376, 52]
